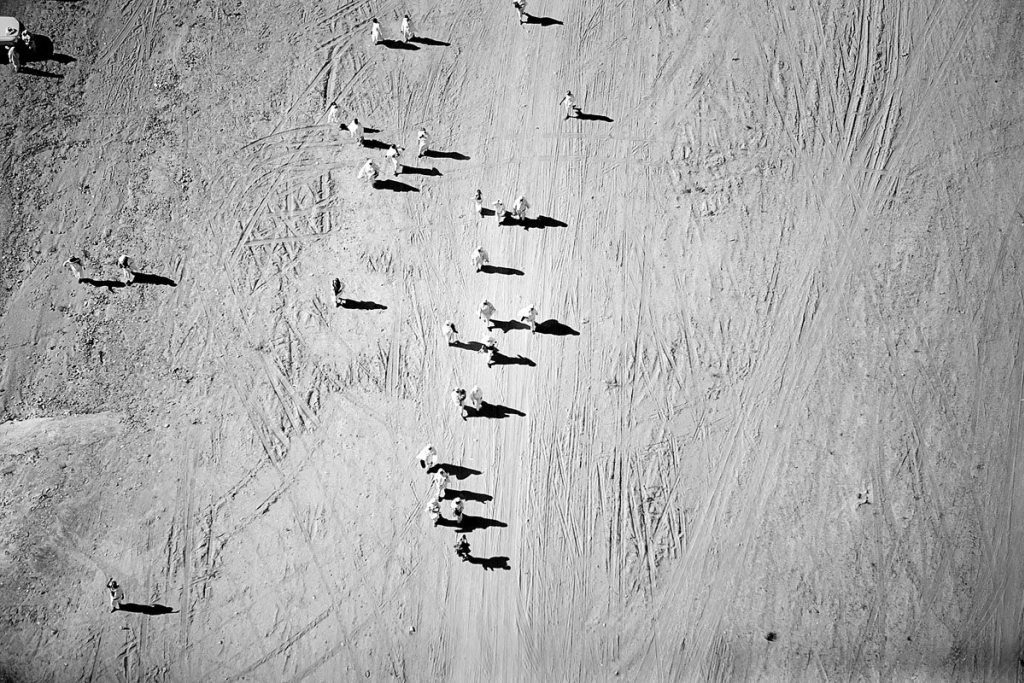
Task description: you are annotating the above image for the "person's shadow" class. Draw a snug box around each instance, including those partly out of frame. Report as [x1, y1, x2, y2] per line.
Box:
[510, 215, 568, 230]
[470, 401, 526, 419]
[373, 179, 419, 193]
[524, 14, 563, 26]
[480, 264, 524, 276]
[465, 555, 511, 571]
[575, 111, 614, 123]
[381, 39, 419, 50]
[339, 299, 388, 310]
[456, 514, 508, 531]
[488, 352, 536, 368]
[80, 278, 126, 291]
[131, 271, 177, 287]
[410, 36, 451, 47]
[489, 319, 529, 333]
[118, 603, 178, 616]
[441, 488, 493, 503]
[427, 463, 481, 479]
[422, 149, 470, 161]
[400, 164, 442, 176]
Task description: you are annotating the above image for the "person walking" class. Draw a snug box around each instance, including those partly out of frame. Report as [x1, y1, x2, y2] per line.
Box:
[559, 90, 579, 119]
[349, 118, 364, 145]
[332, 278, 348, 307]
[513, 0, 528, 23]
[433, 468, 450, 499]
[451, 497, 465, 524]
[454, 534, 471, 560]
[65, 256, 85, 282]
[443, 320, 459, 346]
[117, 254, 134, 285]
[467, 385, 483, 412]
[370, 18, 383, 44]
[511, 195, 530, 221]
[326, 103, 339, 126]
[417, 443, 437, 470]
[492, 200, 506, 225]
[416, 128, 430, 158]
[426, 499, 441, 525]
[480, 333, 499, 368]
[401, 14, 415, 42]
[471, 246, 489, 272]
[473, 189, 484, 217]
[357, 158, 379, 183]
[451, 388, 468, 420]
[518, 304, 538, 334]
[385, 144, 404, 176]
[107, 578, 124, 612]
[478, 299, 496, 328]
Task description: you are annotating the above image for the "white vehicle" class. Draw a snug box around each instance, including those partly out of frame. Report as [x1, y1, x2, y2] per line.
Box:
[1, 17, 32, 74]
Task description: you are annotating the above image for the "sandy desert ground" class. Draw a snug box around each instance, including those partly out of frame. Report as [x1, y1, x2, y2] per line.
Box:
[1, 0, 1024, 680]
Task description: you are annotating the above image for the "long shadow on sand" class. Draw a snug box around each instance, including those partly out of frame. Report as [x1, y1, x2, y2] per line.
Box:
[410, 36, 451, 46]
[401, 164, 442, 176]
[381, 39, 419, 50]
[131, 271, 177, 287]
[118, 603, 178, 616]
[480, 264, 524, 276]
[524, 14, 563, 26]
[427, 463, 481, 480]
[535, 319, 579, 336]
[339, 299, 388, 310]
[451, 340, 485, 352]
[469, 401, 525, 419]
[506, 214, 568, 230]
[373, 179, 419, 193]
[423, 149, 470, 161]
[488, 352, 536, 368]
[465, 555, 511, 571]
[576, 111, 614, 123]
[441, 488, 493, 503]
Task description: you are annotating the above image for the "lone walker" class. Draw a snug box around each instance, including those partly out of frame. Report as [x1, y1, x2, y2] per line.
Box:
[513, 0, 528, 24]
[326, 103, 339, 126]
[474, 189, 485, 217]
[492, 200, 506, 225]
[370, 18, 383, 44]
[471, 246, 489, 272]
[559, 90, 579, 119]
[401, 14, 415, 42]
[107, 578, 124, 612]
